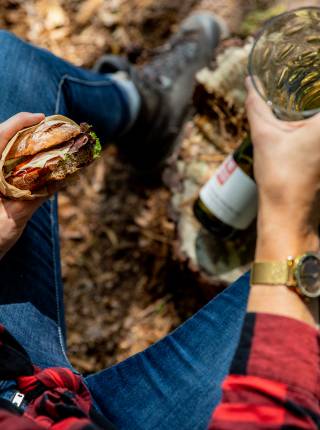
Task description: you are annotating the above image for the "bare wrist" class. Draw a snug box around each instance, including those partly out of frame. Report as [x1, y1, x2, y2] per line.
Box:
[256, 202, 319, 261]
[248, 285, 318, 327]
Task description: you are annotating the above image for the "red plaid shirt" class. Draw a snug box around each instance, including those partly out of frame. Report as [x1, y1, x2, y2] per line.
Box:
[0, 313, 318, 429]
[209, 313, 320, 429]
[0, 325, 115, 429]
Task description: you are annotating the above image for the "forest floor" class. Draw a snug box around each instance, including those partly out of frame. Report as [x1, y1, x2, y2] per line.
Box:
[0, 0, 317, 372]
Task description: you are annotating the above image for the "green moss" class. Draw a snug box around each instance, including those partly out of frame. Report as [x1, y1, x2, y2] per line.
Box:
[90, 131, 102, 159]
[240, 5, 286, 37]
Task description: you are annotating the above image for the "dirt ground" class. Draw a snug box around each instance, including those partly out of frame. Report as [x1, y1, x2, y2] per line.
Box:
[0, 0, 309, 373]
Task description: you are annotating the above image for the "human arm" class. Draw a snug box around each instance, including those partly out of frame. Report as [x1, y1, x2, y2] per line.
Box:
[0, 112, 45, 260]
[208, 77, 320, 429]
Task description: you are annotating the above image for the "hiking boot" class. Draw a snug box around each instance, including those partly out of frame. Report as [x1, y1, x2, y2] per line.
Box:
[95, 13, 228, 174]
[92, 55, 130, 75]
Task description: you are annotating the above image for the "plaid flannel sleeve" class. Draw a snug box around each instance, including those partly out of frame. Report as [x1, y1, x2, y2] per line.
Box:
[208, 313, 320, 429]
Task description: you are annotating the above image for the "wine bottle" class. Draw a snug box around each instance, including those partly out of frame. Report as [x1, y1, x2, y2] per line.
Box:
[193, 136, 257, 238]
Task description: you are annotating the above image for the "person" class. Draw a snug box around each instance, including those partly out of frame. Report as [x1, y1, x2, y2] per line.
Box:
[0, 10, 319, 430]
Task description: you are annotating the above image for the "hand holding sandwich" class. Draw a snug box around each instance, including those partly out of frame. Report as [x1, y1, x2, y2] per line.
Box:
[0, 111, 101, 259]
[0, 112, 46, 259]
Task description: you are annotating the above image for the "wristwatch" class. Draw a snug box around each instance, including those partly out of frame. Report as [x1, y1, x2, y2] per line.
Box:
[251, 252, 320, 299]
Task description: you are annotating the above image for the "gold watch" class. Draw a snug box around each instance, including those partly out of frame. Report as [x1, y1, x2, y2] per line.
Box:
[251, 252, 320, 299]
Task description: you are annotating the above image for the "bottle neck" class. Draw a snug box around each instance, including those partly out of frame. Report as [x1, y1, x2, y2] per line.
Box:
[233, 135, 254, 179]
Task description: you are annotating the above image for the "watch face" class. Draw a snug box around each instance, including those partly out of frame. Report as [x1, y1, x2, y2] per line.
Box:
[296, 254, 320, 298]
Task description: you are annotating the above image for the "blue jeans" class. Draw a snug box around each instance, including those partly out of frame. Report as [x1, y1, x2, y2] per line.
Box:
[0, 31, 250, 429]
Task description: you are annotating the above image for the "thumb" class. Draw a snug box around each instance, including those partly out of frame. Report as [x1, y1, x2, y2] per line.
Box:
[245, 77, 278, 128]
[0, 112, 45, 153]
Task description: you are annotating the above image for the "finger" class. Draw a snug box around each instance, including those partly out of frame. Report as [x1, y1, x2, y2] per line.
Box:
[2, 196, 47, 223]
[0, 112, 45, 152]
[23, 197, 47, 213]
[245, 77, 278, 127]
[0, 198, 46, 226]
[8, 197, 46, 213]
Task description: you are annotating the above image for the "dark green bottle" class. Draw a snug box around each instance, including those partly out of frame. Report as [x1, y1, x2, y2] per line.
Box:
[193, 136, 257, 238]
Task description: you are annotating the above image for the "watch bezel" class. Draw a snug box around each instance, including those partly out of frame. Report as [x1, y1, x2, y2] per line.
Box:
[295, 252, 320, 299]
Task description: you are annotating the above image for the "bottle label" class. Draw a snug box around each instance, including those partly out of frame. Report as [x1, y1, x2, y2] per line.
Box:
[200, 155, 258, 230]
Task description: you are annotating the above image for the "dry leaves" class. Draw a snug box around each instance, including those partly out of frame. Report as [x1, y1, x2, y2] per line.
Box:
[0, 0, 278, 373]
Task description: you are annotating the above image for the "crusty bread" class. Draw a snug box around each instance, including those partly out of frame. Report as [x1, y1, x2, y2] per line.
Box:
[7, 141, 95, 191]
[7, 120, 82, 159]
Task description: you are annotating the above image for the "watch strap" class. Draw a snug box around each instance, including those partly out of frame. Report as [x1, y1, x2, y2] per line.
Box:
[251, 260, 294, 286]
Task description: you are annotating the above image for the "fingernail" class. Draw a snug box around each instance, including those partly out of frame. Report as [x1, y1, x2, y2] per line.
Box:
[34, 113, 45, 116]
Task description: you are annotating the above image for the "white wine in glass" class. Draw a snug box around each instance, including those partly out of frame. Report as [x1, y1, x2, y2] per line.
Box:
[194, 7, 320, 238]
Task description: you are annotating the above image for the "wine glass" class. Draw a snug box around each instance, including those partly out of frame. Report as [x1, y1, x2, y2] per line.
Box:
[249, 7, 320, 120]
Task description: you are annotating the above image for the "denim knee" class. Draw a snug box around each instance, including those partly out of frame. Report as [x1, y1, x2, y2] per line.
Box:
[0, 29, 58, 83]
[0, 30, 23, 51]
[0, 30, 58, 118]
[0, 30, 28, 73]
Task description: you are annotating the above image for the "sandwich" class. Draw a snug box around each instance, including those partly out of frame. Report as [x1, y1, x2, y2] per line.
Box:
[0, 115, 101, 200]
